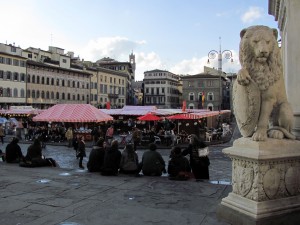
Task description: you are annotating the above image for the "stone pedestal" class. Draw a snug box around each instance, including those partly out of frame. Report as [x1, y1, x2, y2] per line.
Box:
[218, 138, 300, 224]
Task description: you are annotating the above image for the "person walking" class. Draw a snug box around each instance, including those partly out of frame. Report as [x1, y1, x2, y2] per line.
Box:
[73, 134, 80, 157]
[101, 139, 121, 176]
[0, 124, 5, 145]
[140, 143, 166, 176]
[5, 137, 24, 163]
[131, 127, 141, 151]
[105, 125, 114, 145]
[91, 127, 100, 145]
[65, 127, 74, 148]
[77, 136, 86, 169]
[182, 134, 210, 180]
[119, 144, 140, 175]
[87, 138, 105, 172]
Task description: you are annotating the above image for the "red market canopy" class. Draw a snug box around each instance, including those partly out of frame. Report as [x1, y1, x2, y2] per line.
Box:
[32, 104, 113, 123]
[137, 113, 162, 121]
[166, 113, 196, 120]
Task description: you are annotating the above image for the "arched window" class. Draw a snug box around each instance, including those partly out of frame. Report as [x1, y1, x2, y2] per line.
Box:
[94, 94, 97, 101]
[6, 71, 11, 80]
[62, 80, 65, 87]
[46, 91, 50, 99]
[36, 76, 40, 84]
[13, 88, 18, 97]
[90, 94, 94, 101]
[20, 89, 25, 97]
[27, 74, 31, 83]
[189, 92, 194, 101]
[13, 72, 19, 81]
[62, 92, 65, 100]
[51, 78, 54, 85]
[77, 81, 80, 88]
[82, 95, 85, 101]
[188, 103, 195, 109]
[67, 80, 70, 87]
[207, 92, 214, 101]
[36, 90, 40, 98]
[56, 92, 59, 99]
[32, 90, 35, 98]
[6, 88, 11, 97]
[67, 93, 70, 100]
[20, 73, 25, 82]
[32, 75, 35, 83]
[41, 91, 45, 99]
[51, 92, 54, 99]
[73, 94, 75, 100]
[41, 77, 45, 84]
[72, 81, 75, 88]
[86, 83, 89, 89]
[56, 79, 59, 86]
[46, 77, 50, 85]
[27, 90, 31, 98]
[77, 94, 80, 101]
[198, 92, 204, 101]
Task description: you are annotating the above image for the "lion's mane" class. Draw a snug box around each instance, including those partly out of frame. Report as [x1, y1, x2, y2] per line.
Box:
[239, 26, 282, 91]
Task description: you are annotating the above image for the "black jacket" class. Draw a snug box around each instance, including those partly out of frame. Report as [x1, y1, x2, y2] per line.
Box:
[101, 145, 121, 175]
[5, 142, 24, 163]
[167, 154, 191, 177]
[87, 146, 105, 172]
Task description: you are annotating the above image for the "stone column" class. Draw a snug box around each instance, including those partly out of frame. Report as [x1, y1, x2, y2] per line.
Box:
[218, 138, 300, 224]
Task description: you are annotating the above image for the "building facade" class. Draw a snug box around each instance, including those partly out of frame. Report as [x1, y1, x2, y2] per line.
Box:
[88, 67, 127, 109]
[181, 73, 226, 110]
[143, 69, 181, 109]
[269, 0, 300, 137]
[0, 43, 27, 109]
[95, 55, 135, 105]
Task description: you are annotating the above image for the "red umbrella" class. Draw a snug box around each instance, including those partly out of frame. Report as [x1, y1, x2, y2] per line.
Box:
[137, 113, 162, 121]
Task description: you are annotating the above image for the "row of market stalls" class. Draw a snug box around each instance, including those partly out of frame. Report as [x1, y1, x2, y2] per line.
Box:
[1, 104, 231, 141]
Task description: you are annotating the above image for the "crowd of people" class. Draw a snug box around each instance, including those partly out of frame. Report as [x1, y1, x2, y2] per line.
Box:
[84, 131, 210, 180]
[0, 123, 211, 181]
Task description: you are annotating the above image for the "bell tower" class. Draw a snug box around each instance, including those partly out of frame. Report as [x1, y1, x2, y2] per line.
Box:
[129, 51, 136, 80]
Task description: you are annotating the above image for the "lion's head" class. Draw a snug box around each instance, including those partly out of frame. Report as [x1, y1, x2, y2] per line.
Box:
[239, 25, 282, 90]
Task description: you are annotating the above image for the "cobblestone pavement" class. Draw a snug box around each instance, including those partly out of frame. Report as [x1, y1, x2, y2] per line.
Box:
[0, 126, 240, 225]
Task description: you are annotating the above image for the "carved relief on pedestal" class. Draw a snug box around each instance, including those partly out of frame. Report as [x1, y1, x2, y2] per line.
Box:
[235, 165, 254, 197]
[231, 157, 300, 201]
[263, 168, 281, 199]
[285, 166, 300, 196]
[232, 159, 254, 197]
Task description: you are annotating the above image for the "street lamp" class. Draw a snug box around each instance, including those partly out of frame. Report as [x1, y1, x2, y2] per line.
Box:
[207, 37, 233, 110]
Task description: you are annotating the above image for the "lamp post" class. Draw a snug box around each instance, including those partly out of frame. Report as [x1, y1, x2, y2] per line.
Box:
[207, 37, 233, 110]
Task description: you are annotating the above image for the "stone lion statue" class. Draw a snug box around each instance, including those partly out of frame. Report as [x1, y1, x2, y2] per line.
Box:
[233, 25, 296, 141]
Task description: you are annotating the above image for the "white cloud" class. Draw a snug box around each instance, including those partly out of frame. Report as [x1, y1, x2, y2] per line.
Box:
[79, 37, 146, 62]
[241, 6, 263, 23]
[170, 50, 240, 76]
[135, 52, 164, 81]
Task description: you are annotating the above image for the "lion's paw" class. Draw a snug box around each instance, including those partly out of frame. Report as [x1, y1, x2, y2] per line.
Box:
[252, 130, 267, 141]
[237, 69, 251, 86]
[268, 130, 284, 139]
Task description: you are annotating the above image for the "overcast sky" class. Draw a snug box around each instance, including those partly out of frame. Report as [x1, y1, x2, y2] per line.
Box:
[1, 0, 278, 81]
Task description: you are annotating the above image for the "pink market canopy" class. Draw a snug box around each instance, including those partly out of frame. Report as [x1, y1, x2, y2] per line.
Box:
[32, 104, 113, 123]
[0, 106, 45, 116]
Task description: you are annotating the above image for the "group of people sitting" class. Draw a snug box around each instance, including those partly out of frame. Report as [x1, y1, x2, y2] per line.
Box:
[1, 133, 210, 181]
[3, 137, 57, 167]
[86, 134, 210, 180]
